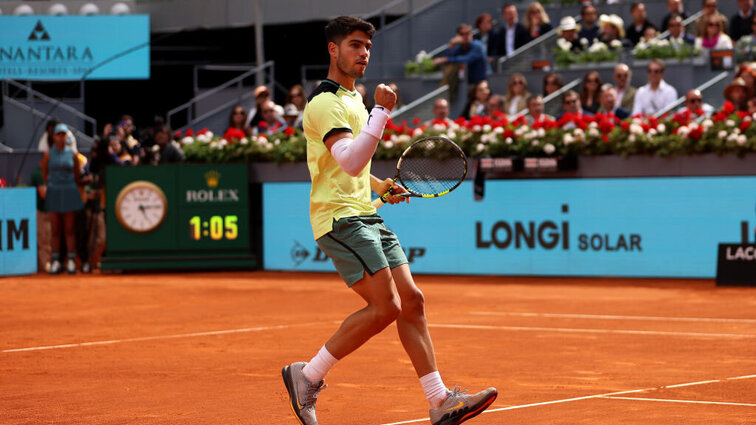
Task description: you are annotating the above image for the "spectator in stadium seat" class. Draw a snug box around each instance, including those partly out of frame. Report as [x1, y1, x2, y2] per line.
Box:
[596, 84, 631, 119]
[613, 63, 637, 111]
[525, 94, 553, 124]
[580, 71, 602, 114]
[642, 26, 658, 43]
[119, 115, 141, 166]
[678, 89, 715, 117]
[41, 123, 84, 275]
[632, 59, 678, 116]
[599, 14, 631, 48]
[724, 77, 753, 112]
[226, 105, 251, 136]
[504, 73, 530, 117]
[474, 12, 498, 58]
[462, 80, 491, 119]
[286, 84, 308, 113]
[695, 12, 733, 51]
[625, 2, 656, 46]
[355, 83, 372, 111]
[735, 63, 756, 95]
[543, 72, 564, 117]
[556, 16, 583, 52]
[731, 0, 754, 42]
[524, 2, 553, 41]
[695, 0, 728, 37]
[153, 125, 184, 165]
[578, 4, 600, 45]
[426, 98, 454, 126]
[283, 103, 303, 130]
[666, 14, 695, 46]
[256, 99, 287, 135]
[660, 0, 687, 32]
[486, 94, 507, 119]
[245, 85, 282, 128]
[557, 90, 592, 122]
[434, 23, 489, 85]
[495, 3, 530, 56]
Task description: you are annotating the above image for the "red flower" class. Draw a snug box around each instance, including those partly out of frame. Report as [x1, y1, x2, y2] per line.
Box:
[712, 112, 727, 123]
[599, 118, 614, 134]
[722, 101, 735, 115]
[737, 111, 749, 119]
[197, 128, 209, 136]
[431, 119, 449, 127]
[740, 120, 752, 132]
[283, 126, 296, 136]
[620, 121, 630, 131]
[258, 121, 268, 128]
[503, 129, 515, 139]
[185, 128, 195, 137]
[412, 117, 421, 125]
[689, 127, 703, 140]
[454, 117, 467, 126]
[173, 130, 183, 139]
[601, 134, 609, 142]
[223, 128, 246, 142]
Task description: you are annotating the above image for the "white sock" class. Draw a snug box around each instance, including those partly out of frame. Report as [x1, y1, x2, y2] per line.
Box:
[302, 345, 338, 383]
[420, 371, 448, 409]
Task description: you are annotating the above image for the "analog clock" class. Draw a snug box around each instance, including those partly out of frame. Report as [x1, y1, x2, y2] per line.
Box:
[115, 181, 168, 233]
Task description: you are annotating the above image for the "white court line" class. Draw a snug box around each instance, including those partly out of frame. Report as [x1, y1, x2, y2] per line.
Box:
[666, 380, 721, 389]
[378, 374, 756, 425]
[429, 323, 756, 339]
[2, 322, 337, 353]
[471, 311, 756, 324]
[602, 396, 756, 407]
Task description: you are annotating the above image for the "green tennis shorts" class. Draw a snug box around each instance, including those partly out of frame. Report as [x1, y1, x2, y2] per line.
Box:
[316, 214, 408, 287]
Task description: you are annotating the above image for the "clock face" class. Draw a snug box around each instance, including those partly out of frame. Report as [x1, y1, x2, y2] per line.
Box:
[115, 181, 168, 233]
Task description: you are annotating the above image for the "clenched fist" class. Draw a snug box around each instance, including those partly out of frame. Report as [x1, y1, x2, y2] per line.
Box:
[374, 83, 397, 112]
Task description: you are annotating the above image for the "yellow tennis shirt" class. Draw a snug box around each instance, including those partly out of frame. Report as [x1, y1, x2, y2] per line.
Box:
[304, 79, 376, 240]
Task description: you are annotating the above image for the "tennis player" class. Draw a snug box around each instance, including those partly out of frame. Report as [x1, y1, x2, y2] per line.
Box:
[282, 16, 497, 425]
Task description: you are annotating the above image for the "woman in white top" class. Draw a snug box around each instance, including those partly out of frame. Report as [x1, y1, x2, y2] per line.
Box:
[695, 12, 733, 50]
[504, 73, 531, 117]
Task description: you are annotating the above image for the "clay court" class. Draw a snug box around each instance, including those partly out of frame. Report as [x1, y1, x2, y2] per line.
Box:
[1, 271, 755, 424]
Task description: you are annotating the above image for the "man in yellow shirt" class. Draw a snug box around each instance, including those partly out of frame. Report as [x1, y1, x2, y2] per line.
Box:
[282, 15, 497, 425]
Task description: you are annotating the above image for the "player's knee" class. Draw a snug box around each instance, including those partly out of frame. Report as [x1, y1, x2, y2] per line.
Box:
[401, 289, 426, 319]
[373, 297, 401, 328]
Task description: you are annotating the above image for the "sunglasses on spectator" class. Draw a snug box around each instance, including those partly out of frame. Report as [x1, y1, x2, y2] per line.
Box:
[586, 78, 600, 83]
[707, 22, 719, 27]
[615, 73, 628, 78]
[648, 68, 664, 74]
[564, 99, 577, 105]
[704, 3, 716, 8]
[546, 80, 559, 85]
[512, 80, 525, 85]
[233, 110, 246, 115]
[687, 98, 703, 103]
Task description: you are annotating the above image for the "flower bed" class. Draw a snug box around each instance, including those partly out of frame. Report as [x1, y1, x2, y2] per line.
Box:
[177, 102, 756, 164]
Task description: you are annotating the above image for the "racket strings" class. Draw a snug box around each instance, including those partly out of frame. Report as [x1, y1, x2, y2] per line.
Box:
[399, 138, 466, 196]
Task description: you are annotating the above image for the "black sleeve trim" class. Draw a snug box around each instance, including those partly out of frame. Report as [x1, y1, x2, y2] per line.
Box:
[323, 127, 352, 143]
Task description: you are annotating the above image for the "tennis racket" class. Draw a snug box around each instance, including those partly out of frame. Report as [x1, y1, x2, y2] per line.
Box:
[373, 136, 468, 209]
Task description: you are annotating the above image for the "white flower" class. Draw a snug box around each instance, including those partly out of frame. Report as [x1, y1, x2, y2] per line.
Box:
[481, 133, 495, 144]
[181, 136, 194, 145]
[726, 119, 736, 127]
[432, 123, 447, 132]
[415, 50, 429, 62]
[531, 140, 540, 146]
[543, 143, 556, 155]
[588, 127, 600, 137]
[476, 143, 485, 152]
[589, 121, 598, 129]
[472, 125, 482, 132]
[717, 130, 728, 139]
[628, 134, 636, 143]
[494, 126, 504, 134]
[274, 138, 281, 145]
[573, 128, 585, 141]
[446, 131, 457, 139]
[505, 137, 513, 145]
[649, 128, 657, 136]
[656, 124, 666, 133]
[537, 128, 546, 138]
[210, 141, 219, 149]
[727, 133, 738, 143]
[677, 126, 690, 138]
[702, 119, 714, 130]
[737, 135, 747, 146]
[240, 137, 249, 145]
[397, 134, 411, 144]
[219, 139, 228, 147]
[412, 128, 424, 137]
[384, 141, 394, 149]
[197, 134, 211, 143]
[689, 122, 699, 131]
[588, 41, 607, 52]
[629, 123, 643, 135]
[580, 37, 588, 46]
[563, 133, 575, 145]
[557, 38, 572, 51]
[610, 40, 623, 49]
[483, 124, 492, 132]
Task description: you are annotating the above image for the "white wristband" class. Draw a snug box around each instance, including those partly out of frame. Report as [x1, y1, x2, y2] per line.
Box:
[361, 105, 390, 139]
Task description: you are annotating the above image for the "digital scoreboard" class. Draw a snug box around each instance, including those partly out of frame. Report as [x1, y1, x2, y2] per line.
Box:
[102, 164, 256, 271]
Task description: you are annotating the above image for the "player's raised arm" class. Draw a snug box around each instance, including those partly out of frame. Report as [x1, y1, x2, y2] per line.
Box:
[325, 84, 396, 177]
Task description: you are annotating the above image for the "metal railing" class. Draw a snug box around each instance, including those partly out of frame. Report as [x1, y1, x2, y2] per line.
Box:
[656, 10, 703, 40]
[515, 78, 581, 117]
[167, 61, 274, 130]
[2, 78, 97, 138]
[654, 71, 730, 117]
[2, 96, 95, 150]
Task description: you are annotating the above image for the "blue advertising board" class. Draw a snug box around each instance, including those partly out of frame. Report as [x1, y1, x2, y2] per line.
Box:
[0, 15, 149, 80]
[263, 177, 756, 278]
[0, 188, 37, 276]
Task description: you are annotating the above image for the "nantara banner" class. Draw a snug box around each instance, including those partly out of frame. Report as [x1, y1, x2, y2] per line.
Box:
[263, 177, 756, 278]
[0, 15, 149, 80]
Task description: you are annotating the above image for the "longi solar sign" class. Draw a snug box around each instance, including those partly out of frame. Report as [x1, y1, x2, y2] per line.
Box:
[0, 15, 149, 80]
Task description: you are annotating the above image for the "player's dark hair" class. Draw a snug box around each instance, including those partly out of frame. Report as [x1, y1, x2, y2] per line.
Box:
[324, 16, 376, 44]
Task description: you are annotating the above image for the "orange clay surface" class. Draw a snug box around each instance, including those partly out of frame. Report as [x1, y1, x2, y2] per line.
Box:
[1, 271, 755, 425]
